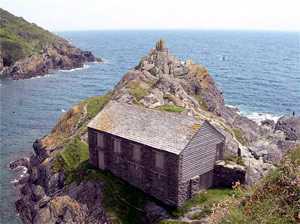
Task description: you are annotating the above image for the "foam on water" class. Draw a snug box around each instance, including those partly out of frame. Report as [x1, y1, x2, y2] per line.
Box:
[61, 64, 90, 72]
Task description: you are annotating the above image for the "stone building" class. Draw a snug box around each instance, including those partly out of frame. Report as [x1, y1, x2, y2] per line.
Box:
[87, 101, 225, 206]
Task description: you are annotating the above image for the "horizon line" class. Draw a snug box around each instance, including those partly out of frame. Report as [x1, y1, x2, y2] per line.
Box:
[51, 28, 300, 33]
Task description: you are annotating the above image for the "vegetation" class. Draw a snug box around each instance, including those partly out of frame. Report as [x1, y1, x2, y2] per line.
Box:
[52, 94, 109, 183]
[170, 188, 234, 218]
[207, 145, 300, 224]
[0, 8, 62, 66]
[65, 163, 233, 224]
[252, 151, 260, 160]
[195, 94, 208, 111]
[156, 105, 185, 113]
[129, 88, 152, 101]
[53, 137, 88, 173]
[233, 128, 248, 146]
[225, 155, 245, 166]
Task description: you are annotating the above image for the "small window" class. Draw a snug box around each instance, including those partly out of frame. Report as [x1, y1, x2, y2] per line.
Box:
[132, 145, 141, 161]
[155, 152, 164, 169]
[97, 133, 104, 147]
[114, 138, 121, 153]
[154, 172, 163, 179]
[113, 156, 121, 164]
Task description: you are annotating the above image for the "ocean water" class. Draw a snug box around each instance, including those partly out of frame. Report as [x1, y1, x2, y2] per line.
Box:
[0, 30, 299, 223]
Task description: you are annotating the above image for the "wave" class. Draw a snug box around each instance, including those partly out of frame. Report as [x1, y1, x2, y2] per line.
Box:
[61, 64, 90, 72]
[226, 104, 281, 124]
[246, 112, 281, 124]
[29, 74, 54, 80]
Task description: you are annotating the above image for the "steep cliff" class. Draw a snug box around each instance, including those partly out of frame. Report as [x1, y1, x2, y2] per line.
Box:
[10, 39, 300, 223]
[0, 8, 102, 80]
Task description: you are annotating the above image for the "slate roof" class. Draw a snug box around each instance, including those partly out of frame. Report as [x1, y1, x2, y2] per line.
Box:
[87, 101, 205, 154]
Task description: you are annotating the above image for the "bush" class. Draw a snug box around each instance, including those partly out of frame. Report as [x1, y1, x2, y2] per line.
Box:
[207, 146, 300, 224]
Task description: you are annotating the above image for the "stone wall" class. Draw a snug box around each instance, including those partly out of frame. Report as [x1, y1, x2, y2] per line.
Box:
[88, 127, 179, 206]
[213, 164, 246, 187]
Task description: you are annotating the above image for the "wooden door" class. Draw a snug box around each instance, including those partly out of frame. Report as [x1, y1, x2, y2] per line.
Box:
[98, 150, 105, 169]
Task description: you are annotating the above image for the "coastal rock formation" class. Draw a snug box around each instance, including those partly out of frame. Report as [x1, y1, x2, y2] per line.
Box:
[0, 9, 102, 80]
[10, 39, 300, 223]
[275, 115, 300, 141]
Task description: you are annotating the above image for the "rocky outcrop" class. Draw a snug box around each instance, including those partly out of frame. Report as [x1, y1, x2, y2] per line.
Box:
[1, 43, 102, 80]
[0, 8, 102, 80]
[275, 115, 300, 141]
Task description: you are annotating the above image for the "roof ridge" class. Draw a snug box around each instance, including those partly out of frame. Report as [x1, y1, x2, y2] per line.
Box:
[108, 100, 204, 121]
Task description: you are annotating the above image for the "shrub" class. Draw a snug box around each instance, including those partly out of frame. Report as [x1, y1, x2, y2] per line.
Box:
[252, 152, 260, 160]
[207, 146, 300, 224]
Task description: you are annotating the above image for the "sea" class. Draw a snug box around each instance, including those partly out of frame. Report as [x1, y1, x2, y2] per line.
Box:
[0, 30, 299, 223]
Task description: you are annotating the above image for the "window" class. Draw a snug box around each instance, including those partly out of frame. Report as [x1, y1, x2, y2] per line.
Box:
[155, 151, 164, 169]
[113, 156, 121, 164]
[132, 145, 141, 161]
[97, 133, 104, 147]
[113, 138, 121, 153]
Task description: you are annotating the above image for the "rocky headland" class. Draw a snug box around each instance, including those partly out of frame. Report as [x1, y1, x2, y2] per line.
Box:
[0, 8, 102, 80]
[10, 39, 300, 223]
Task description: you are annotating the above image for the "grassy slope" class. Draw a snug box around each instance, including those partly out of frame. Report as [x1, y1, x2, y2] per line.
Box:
[0, 8, 61, 66]
[207, 145, 300, 224]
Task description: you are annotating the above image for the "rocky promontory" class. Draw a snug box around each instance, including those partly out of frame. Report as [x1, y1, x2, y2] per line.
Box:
[0, 8, 102, 80]
[10, 39, 300, 223]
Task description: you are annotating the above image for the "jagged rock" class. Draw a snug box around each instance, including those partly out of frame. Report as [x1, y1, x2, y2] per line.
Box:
[260, 119, 275, 136]
[31, 185, 46, 202]
[59, 180, 111, 224]
[33, 196, 88, 224]
[232, 115, 261, 142]
[9, 158, 30, 170]
[275, 115, 300, 141]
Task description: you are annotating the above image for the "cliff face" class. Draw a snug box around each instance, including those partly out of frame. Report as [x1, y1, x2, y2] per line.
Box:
[10, 40, 300, 223]
[0, 8, 102, 80]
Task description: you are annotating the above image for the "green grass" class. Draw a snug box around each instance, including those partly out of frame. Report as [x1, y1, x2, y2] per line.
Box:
[86, 94, 110, 118]
[252, 151, 260, 160]
[155, 105, 185, 113]
[225, 155, 245, 166]
[52, 94, 110, 183]
[53, 137, 89, 174]
[170, 188, 233, 217]
[129, 88, 152, 101]
[208, 146, 300, 224]
[85, 170, 163, 223]
[195, 95, 208, 111]
[0, 8, 63, 66]
[190, 206, 212, 220]
[233, 128, 248, 146]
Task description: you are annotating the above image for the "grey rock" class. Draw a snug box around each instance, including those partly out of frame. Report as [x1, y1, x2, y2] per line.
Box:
[31, 185, 46, 202]
[275, 115, 300, 140]
[145, 201, 170, 222]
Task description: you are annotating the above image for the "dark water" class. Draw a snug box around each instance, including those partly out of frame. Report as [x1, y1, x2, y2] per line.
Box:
[0, 30, 299, 223]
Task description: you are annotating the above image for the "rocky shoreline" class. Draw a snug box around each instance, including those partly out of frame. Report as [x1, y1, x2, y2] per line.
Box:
[0, 44, 102, 80]
[10, 39, 300, 223]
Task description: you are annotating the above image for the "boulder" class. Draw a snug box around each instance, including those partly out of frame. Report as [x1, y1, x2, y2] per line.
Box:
[275, 115, 300, 141]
